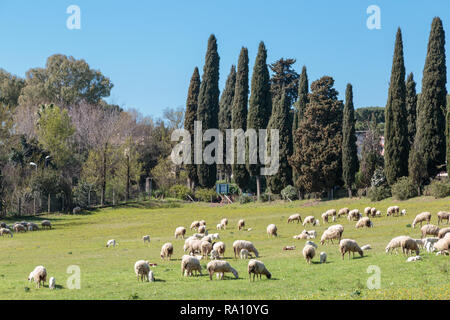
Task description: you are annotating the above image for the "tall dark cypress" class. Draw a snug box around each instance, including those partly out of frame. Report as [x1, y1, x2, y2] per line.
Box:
[292, 66, 308, 194]
[197, 35, 220, 188]
[384, 28, 409, 185]
[447, 105, 450, 174]
[247, 42, 272, 200]
[416, 17, 447, 177]
[405, 72, 418, 149]
[231, 47, 250, 191]
[218, 65, 236, 182]
[267, 90, 293, 193]
[342, 83, 359, 197]
[184, 67, 200, 190]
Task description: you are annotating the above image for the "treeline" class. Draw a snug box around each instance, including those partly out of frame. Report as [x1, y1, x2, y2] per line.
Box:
[186, 17, 449, 201]
[0, 55, 185, 216]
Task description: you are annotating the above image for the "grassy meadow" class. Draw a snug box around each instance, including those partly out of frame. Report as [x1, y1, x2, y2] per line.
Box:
[0, 196, 449, 300]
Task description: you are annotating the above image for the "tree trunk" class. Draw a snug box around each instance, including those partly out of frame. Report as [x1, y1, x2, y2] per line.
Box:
[348, 187, 352, 198]
[256, 176, 261, 202]
[47, 194, 51, 213]
[101, 144, 107, 206]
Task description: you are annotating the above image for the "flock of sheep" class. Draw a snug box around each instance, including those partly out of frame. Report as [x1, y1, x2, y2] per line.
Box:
[0, 220, 52, 237]
[6, 205, 450, 288]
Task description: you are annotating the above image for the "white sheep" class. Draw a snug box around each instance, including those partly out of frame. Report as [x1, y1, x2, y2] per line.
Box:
[106, 239, 118, 248]
[148, 270, 155, 282]
[220, 218, 228, 229]
[134, 260, 150, 282]
[287, 213, 302, 224]
[160, 243, 174, 260]
[213, 241, 226, 257]
[401, 237, 420, 256]
[302, 244, 316, 264]
[303, 216, 316, 226]
[306, 240, 318, 249]
[320, 227, 342, 245]
[401, 209, 407, 216]
[49, 277, 55, 290]
[0, 228, 13, 238]
[437, 211, 449, 225]
[385, 236, 411, 254]
[174, 227, 186, 239]
[206, 260, 238, 280]
[237, 219, 245, 230]
[190, 221, 200, 230]
[181, 255, 202, 276]
[412, 212, 431, 228]
[420, 224, 440, 238]
[233, 240, 259, 258]
[339, 239, 363, 260]
[240, 248, 252, 259]
[319, 252, 327, 264]
[210, 249, 220, 260]
[198, 225, 207, 234]
[347, 209, 361, 221]
[266, 224, 277, 237]
[184, 239, 203, 255]
[355, 217, 373, 229]
[438, 227, 450, 239]
[361, 244, 372, 251]
[338, 208, 349, 218]
[142, 235, 151, 243]
[406, 256, 421, 262]
[28, 266, 47, 288]
[248, 259, 271, 281]
[216, 223, 224, 230]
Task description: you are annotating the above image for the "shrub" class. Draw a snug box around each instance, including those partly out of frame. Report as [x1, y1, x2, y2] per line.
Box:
[169, 185, 193, 200]
[239, 194, 254, 204]
[368, 185, 391, 201]
[427, 178, 450, 198]
[195, 188, 218, 202]
[391, 177, 418, 200]
[280, 185, 298, 201]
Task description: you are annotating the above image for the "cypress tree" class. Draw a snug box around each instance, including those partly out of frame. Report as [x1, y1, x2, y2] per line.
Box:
[406, 72, 418, 149]
[289, 76, 343, 199]
[384, 28, 409, 185]
[292, 66, 308, 195]
[447, 105, 450, 174]
[247, 42, 272, 200]
[416, 17, 447, 177]
[184, 67, 200, 190]
[342, 83, 359, 197]
[267, 90, 293, 194]
[197, 34, 220, 188]
[218, 65, 236, 182]
[231, 47, 250, 191]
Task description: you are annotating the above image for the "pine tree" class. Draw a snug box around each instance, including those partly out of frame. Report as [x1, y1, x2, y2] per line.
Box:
[197, 34, 220, 188]
[416, 17, 447, 177]
[342, 83, 359, 197]
[406, 72, 418, 149]
[267, 90, 293, 194]
[184, 67, 201, 190]
[231, 47, 250, 191]
[218, 65, 236, 182]
[269, 58, 299, 106]
[247, 42, 272, 200]
[384, 28, 408, 185]
[292, 66, 308, 195]
[289, 76, 343, 199]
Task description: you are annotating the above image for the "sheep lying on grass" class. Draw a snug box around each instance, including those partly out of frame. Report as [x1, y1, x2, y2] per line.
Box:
[406, 256, 421, 262]
[233, 240, 259, 258]
[206, 260, 238, 280]
[361, 244, 372, 251]
[248, 260, 271, 281]
[160, 243, 174, 260]
[181, 255, 202, 276]
[106, 239, 117, 247]
[134, 260, 150, 282]
[28, 266, 47, 288]
[339, 239, 363, 260]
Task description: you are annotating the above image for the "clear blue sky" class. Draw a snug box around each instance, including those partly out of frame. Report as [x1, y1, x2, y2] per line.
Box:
[0, 0, 449, 118]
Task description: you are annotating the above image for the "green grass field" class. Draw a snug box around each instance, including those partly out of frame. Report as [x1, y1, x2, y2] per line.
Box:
[0, 196, 449, 300]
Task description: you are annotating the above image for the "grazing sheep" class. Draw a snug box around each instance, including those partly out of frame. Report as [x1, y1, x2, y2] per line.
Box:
[370, 207, 377, 217]
[321, 212, 330, 224]
[216, 223, 224, 230]
[202, 235, 213, 243]
[49, 277, 55, 290]
[198, 225, 206, 234]
[213, 241, 226, 257]
[424, 237, 439, 253]
[13, 224, 26, 233]
[134, 260, 150, 282]
[433, 234, 450, 253]
[41, 220, 52, 229]
[387, 206, 399, 217]
[412, 212, 432, 228]
[401, 209, 407, 216]
[148, 270, 155, 282]
[302, 244, 316, 264]
[385, 236, 411, 254]
[437, 211, 449, 225]
[361, 244, 372, 251]
[240, 248, 253, 259]
[174, 226, 186, 239]
[338, 208, 349, 218]
[142, 235, 151, 243]
[210, 233, 220, 241]
[364, 207, 372, 217]
[406, 256, 421, 262]
[339, 239, 363, 260]
[248, 259, 271, 281]
[28, 266, 47, 288]
[287, 213, 302, 224]
[375, 210, 382, 217]
[191, 233, 203, 239]
[320, 252, 327, 264]
[27, 223, 39, 231]
[199, 220, 206, 226]
[438, 227, 450, 239]
[181, 255, 202, 276]
[303, 216, 317, 226]
[401, 237, 420, 256]
[210, 249, 220, 260]
[184, 238, 202, 255]
[0, 228, 13, 238]
[190, 221, 200, 230]
[72, 207, 81, 214]
[220, 218, 228, 229]
[106, 239, 118, 247]
[0, 222, 6, 228]
[320, 227, 342, 245]
[160, 243, 174, 260]
[201, 240, 213, 257]
[206, 260, 238, 280]
[420, 224, 440, 239]
[266, 224, 277, 237]
[347, 209, 361, 221]
[237, 219, 245, 230]
[233, 240, 259, 258]
[355, 217, 373, 229]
